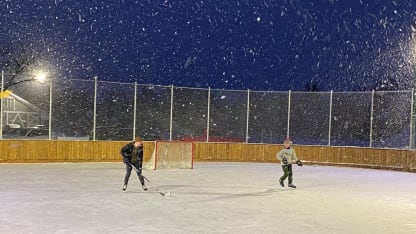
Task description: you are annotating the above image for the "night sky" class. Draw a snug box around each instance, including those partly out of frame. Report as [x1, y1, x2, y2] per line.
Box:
[1, 0, 416, 91]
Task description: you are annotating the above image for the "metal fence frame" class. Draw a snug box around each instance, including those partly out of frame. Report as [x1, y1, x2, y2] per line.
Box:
[1, 72, 414, 149]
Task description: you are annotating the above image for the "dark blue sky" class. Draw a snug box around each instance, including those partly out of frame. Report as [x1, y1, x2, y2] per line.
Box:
[1, 0, 416, 91]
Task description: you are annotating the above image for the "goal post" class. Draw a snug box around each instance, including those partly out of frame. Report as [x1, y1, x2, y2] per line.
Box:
[143, 141, 194, 170]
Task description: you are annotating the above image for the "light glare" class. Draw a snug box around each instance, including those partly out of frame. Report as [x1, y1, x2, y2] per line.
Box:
[34, 71, 48, 82]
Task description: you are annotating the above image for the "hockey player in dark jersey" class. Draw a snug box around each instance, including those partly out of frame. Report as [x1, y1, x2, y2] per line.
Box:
[120, 136, 147, 192]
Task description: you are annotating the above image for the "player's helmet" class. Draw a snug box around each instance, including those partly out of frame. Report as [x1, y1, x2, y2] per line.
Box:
[135, 136, 143, 142]
[284, 137, 292, 144]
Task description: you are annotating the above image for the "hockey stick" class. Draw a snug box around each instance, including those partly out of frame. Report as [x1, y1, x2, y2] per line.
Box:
[128, 163, 147, 191]
[142, 175, 171, 196]
[129, 163, 169, 196]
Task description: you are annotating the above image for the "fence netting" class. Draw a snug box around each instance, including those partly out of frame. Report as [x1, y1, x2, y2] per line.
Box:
[1, 76, 414, 149]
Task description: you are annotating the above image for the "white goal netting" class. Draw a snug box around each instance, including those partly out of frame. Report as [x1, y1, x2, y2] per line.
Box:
[143, 141, 194, 170]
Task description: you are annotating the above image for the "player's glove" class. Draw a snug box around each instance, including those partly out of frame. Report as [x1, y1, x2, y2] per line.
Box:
[123, 157, 131, 165]
[296, 160, 303, 167]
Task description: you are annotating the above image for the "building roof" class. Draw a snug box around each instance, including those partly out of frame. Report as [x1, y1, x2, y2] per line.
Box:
[1, 90, 40, 112]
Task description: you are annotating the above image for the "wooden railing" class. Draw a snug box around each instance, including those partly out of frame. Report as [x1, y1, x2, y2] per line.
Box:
[1, 140, 415, 172]
[193, 143, 416, 172]
[0, 140, 154, 162]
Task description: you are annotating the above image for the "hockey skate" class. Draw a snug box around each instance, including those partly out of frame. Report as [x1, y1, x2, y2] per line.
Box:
[142, 184, 148, 191]
[122, 184, 127, 192]
[288, 184, 296, 188]
[279, 179, 284, 187]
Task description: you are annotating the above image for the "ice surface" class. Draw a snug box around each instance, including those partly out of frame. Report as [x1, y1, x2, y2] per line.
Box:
[1, 162, 415, 234]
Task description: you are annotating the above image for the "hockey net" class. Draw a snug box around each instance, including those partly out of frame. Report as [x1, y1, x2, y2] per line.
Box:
[143, 141, 194, 170]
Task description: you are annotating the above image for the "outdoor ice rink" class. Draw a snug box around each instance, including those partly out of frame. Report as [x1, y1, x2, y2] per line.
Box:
[1, 162, 416, 234]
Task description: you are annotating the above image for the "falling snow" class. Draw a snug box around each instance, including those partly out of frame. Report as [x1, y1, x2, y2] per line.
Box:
[1, 1, 416, 91]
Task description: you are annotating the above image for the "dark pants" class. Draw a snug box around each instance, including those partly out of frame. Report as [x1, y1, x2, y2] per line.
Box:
[280, 164, 293, 184]
[124, 160, 145, 185]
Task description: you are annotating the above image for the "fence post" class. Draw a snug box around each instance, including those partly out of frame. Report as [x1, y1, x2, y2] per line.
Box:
[206, 87, 211, 142]
[133, 82, 137, 140]
[0, 70, 3, 140]
[287, 90, 291, 138]
[369, 90, 375, 148]
[48, 79, 53, 140]
[328, 90, 333, 146]
[246, 89, 250, 143]
[170, 84, 174, 141]
[93, 76, 97, 141]
[410, 88, 414, 149]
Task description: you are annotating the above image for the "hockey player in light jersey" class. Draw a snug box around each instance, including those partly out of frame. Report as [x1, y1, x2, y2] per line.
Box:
[276, 137, 302, 188]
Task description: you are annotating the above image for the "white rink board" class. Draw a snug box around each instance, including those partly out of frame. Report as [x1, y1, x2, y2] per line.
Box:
[1, 162, 416, 234]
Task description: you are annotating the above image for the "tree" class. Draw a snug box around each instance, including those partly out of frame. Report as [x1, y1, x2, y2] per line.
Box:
[1, 37, 42, 90]
[305, 81, 319, 92]
[373, 77, 399, 91]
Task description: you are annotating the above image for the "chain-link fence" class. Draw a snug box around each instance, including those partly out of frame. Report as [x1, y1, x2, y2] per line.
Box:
[1, 73, 414, 149]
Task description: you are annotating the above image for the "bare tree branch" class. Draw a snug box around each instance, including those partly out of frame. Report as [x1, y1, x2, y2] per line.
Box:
[4, 76, 36, 90]
[1, 39, 40, 90]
